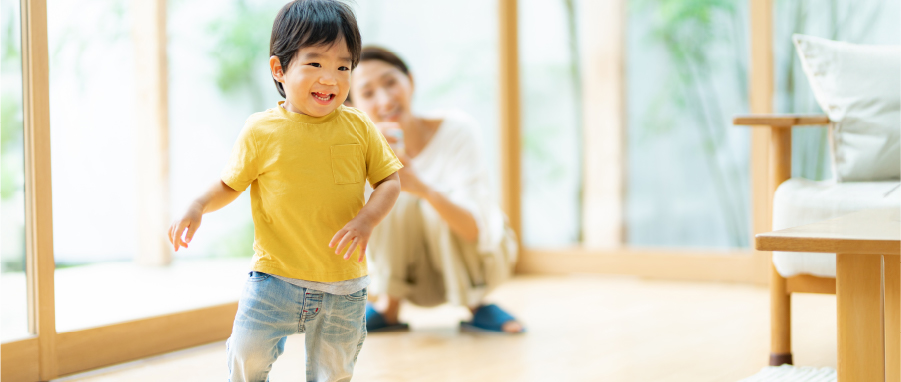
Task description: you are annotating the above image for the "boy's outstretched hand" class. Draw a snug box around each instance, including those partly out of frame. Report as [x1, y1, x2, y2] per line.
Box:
[169, 202, 203, 252]
[329, 217, 374, 263]
[167, 180, 242, 252]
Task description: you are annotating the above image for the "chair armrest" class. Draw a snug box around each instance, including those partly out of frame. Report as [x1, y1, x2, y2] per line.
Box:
[734, 114, 830, 217]
[733, 114, 830, 127]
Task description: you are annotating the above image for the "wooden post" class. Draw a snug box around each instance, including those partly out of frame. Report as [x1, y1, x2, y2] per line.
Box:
[21, 0, 58, 378]
[749, 0, 791, 365]
[770, 128, 791, 195]
[133, 0, 171, 266]
[579, 0, 625, 248]
[750, 0, 774, 277]
[499, 0, 522, 246]
[884, 254, 900, 382]
[836, 254, 885, 381]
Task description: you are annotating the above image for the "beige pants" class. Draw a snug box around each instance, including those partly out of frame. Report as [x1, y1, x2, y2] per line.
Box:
[367, 193, 518, 308]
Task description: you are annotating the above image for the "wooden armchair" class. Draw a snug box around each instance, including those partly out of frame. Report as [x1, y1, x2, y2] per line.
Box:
[733, 114, 832, 366]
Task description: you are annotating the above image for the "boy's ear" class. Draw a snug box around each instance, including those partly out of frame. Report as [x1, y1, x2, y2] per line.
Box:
[270, 56, 285, 82]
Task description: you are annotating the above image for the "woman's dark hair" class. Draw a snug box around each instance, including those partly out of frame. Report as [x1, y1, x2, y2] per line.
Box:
[346, 46, 409, 103]
[269, 0, 362, 98]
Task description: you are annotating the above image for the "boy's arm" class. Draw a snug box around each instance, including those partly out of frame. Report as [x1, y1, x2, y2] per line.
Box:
[329, 172, 401, 262]
[168, 180, 242, 251]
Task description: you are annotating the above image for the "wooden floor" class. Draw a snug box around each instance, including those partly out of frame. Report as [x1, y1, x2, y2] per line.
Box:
[51, 275, 837, 382]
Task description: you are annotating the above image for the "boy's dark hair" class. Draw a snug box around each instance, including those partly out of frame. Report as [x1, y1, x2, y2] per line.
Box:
[269, 0, 362, 98]
[345, 46, 409, 104]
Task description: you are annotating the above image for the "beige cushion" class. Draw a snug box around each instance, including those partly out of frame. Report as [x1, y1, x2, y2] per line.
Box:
[771, 178, 900, 278]
[793, 34, 901, 182]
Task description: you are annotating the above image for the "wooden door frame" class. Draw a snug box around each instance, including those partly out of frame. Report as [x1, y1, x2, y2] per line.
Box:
[1, 1, 236, 380]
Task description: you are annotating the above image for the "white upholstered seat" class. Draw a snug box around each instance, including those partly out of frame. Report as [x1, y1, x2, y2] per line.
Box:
[772, 178, 901, 277]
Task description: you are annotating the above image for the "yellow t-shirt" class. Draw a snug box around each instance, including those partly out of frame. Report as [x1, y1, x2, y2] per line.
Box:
[221, 103, 403, 282]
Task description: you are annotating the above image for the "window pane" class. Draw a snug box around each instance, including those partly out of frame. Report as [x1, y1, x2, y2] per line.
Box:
[519, 0, 582, 247]
[626, 0, 752, 249]
[356, 0, 500, 180]
[774, 0, 901, 180]
[49, 0, 247, 333]
[1, 0, 31, 343]
[168, 0, 280, 262]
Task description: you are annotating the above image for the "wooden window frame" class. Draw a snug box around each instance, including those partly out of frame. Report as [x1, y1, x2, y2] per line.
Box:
[511, 0, 773, 285]
[1, 1, 234, 380]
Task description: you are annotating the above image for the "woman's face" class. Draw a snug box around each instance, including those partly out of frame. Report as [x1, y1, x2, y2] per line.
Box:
[349, 59, 414, 123]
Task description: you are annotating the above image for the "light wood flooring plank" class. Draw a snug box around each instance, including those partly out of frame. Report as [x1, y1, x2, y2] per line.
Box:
[52, 275, 838, 382]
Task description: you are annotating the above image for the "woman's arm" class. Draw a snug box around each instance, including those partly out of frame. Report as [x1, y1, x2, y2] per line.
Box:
[399, 168, 478, 243]
[374, 120, 480, 244]
[422, 187, 479, 243]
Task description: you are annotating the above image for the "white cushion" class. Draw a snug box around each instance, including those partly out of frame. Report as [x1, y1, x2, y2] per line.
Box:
[793, 34, 901, 182]
[772, 178, 901, 278]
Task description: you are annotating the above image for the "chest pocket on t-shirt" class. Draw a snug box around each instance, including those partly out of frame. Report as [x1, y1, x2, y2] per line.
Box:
[330, 144, 365, 185]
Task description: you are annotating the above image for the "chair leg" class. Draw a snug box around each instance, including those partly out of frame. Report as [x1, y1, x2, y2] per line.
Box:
[770, 263, 793, 366]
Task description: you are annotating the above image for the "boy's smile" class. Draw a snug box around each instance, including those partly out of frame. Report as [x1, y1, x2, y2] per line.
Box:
[270, 37, 352, 117]
[312, 92, 336, 104]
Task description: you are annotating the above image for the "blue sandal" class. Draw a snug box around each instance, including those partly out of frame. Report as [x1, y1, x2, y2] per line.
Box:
[461, 304, 525, 333]
[365, 304, 410, 332]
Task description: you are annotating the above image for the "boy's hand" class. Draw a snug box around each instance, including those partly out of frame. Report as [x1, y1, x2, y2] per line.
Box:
[329, 216, 375, 263]
[169, 202, 203, 252]
[331, 172, 400, 263]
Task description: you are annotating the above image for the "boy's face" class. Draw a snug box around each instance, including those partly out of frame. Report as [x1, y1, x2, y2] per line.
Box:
[270, 37, 352, 117]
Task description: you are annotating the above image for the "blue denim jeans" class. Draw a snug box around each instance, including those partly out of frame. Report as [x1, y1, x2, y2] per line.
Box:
[227, 272, 367, 382]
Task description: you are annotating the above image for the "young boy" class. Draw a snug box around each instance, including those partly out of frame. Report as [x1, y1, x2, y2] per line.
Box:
[167, 1, 402, 380]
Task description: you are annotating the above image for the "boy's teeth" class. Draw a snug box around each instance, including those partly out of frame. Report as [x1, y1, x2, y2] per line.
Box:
[313, 93, 331, 101]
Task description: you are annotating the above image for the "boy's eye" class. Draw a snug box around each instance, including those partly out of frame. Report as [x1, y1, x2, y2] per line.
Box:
[339, 66, 350, 71]
[309, 62, 321, 68]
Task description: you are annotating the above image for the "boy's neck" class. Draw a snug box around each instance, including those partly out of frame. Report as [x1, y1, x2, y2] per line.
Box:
[282, 99, 337, 117]
[282, 100, 306, 116]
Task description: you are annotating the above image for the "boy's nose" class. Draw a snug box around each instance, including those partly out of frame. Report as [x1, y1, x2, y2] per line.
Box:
[319, 75, 337, 86]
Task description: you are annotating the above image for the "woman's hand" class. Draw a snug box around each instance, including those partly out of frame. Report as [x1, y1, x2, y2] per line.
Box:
[374, 121, 426, 196]
[375, 122, 400, 140]
[375, 122, 404, 152]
